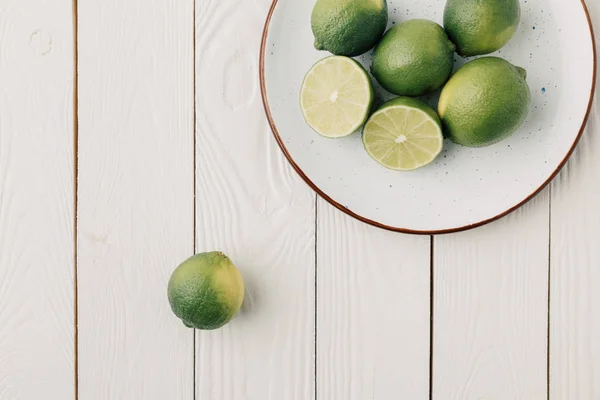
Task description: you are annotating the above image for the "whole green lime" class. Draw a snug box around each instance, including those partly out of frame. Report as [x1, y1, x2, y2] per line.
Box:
[167, 252, 245, 330]
[371, 19, 455, 96]
[438, 57, 530, 147]
[311, 0, 387, 57]
[444, 0, 521, 57]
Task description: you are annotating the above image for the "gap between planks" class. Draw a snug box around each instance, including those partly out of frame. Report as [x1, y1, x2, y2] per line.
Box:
[192, 0, 198, 397]
[547, 187, 552, 400]
[315, 194, 319, 400]
[72, 0, 79, 398]
[429, 235, 434, 400]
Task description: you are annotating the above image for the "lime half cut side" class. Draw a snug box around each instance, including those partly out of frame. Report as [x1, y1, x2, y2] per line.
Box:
[363, 97, 444, 171]
[300, 56, 374, 138]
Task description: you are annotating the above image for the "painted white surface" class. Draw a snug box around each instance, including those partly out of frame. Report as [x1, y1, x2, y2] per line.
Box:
[263, 0, 595, 232]
[77, 0, 195, 398]
[317, 199, 431, 399]
[433, 193, 550, 399]
[0, 0, 598, 399]
[194, 0, 316, 398]
[550, 1, 600, 397]
[0, 0, 75, 398]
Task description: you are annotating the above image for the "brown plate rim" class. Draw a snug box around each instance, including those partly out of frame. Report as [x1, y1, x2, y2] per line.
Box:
[259, 0, 597, 235]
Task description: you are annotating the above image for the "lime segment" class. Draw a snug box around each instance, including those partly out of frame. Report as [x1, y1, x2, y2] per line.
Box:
[363, 97, 443, 171]
[300, 56, 374, 138]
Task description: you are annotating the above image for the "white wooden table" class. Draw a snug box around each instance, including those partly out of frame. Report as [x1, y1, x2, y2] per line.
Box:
[0, 0, 598, 399]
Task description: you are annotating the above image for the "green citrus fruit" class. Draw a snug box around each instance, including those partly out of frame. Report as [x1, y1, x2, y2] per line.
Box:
[371, 19, 456, 96]
[444, 0, 521, 57]
[300, 56, 374, 138]
[311, 0, 388, 57]
[167, 252, 244, 330]
[438, 57, 530, 147]
[363, 97, 444, 171]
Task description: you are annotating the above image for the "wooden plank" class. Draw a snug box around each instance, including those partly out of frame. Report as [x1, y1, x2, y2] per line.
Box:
[77, 0, 194, 398]
[432, 194, 549, 399]
[316, 200, 431, 399]
[549, 2, 599, 396]
[194, 0, 316, 398]
[0, 1, 75, 398]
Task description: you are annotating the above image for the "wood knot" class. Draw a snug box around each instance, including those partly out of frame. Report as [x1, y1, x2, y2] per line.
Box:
[29, 30, 52, 55]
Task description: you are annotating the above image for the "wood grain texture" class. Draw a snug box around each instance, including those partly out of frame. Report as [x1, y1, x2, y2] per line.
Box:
[194, 0, 316, 398]
[550, 3, 599, 396]
[77, 0, 194, 398]
[317, 200, 431, 399]
[433, 194, 549, 400]
[0, 0, 75, 398]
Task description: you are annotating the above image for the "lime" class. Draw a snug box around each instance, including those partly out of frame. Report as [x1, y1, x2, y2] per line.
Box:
[444, 0, 521, 57]
[363, 97, 444, 171]
[371, 19, 455, 96]
[167, 252, 244, 330]
[300, 56, 374, 138]
[438, 57, 530, 147]
[311, 0, 387, 57]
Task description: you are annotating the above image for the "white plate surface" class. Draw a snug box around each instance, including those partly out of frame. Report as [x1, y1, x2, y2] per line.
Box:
[261, 0, 596, 233]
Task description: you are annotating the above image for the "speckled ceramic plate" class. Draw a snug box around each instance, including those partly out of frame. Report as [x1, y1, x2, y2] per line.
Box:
[260, 0, 596, 234]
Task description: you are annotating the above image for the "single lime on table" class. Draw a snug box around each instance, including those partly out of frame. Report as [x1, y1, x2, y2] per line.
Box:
[311, 0, 388, 57]
[300, 56, 374, 138]
[438, 57, 530, 147]
[444, 0, 521, 57]
[371, 19, 455, 96]
[168, 251, 245, 330]
[363, 97, 444, 171]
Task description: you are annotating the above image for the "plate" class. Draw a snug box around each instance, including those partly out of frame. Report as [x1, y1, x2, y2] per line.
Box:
[260, 0, 596, 234]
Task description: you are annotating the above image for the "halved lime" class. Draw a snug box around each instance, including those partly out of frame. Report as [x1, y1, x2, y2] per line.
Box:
[363, 97, 444, 171]
[300, 56, 374, 138]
